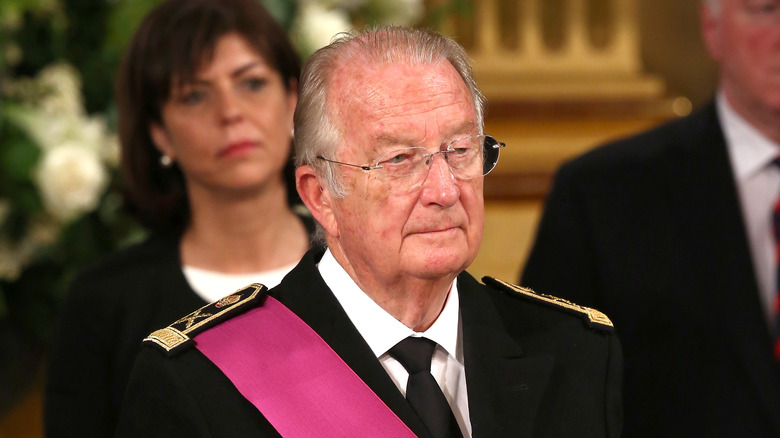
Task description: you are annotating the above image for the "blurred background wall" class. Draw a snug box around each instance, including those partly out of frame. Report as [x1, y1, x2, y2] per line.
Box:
[459, 0, 717, 280]
[0, 1, 717, 436]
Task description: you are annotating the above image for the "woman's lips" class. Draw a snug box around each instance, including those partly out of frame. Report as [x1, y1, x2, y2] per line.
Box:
[218, 140, 257, 158]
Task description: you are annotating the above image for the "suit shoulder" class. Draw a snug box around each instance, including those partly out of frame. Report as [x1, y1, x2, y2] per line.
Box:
[62, 237, 175, 310]
[143, 283, 267, 356]
[560, 103, 716, 175]
[483, 277, 614, 332]
[71, 235, 176, 285]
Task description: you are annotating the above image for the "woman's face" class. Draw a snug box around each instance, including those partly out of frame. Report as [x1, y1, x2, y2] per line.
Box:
[151, 33, 297, 197]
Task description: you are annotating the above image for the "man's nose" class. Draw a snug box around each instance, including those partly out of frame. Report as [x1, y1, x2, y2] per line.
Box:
[419, 153, 459, 207]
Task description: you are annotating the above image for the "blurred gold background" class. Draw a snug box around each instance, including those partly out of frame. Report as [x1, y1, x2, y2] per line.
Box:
[459, 0, 717, 281]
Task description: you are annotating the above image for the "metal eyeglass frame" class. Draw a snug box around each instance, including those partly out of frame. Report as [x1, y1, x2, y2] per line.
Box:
[315, 135, 506, 180]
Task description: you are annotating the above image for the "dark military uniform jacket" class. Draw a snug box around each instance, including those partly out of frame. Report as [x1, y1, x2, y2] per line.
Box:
[117, 248, 622, 437]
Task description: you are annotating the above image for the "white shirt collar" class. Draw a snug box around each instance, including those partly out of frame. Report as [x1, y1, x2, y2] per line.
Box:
[717, 93, 779, 181]
[317, 248, 461, 362]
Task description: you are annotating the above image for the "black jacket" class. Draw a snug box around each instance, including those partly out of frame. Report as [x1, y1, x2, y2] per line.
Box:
[116, 248, 622, 437]
[522, 102, 780, 437]
[45, 233, 207, 437]
[45, 216, 316, 437]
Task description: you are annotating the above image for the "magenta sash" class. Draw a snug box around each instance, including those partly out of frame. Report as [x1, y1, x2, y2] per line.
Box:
[193, 295, 417, 438]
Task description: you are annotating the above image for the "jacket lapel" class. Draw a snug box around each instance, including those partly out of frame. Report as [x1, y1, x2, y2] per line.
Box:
[272, 250, 434, 438]
[273, 251, 557, 436]
[663, 103, 780, 433]
[458, 273, 554, 437]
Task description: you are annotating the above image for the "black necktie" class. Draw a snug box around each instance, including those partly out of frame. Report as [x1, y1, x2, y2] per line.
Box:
[389, 337, 463, 438]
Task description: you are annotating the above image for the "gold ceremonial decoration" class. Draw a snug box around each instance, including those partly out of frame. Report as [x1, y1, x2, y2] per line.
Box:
[145, 327, 189, 352]
[487, 277, 614, 329]
[215, 294, 242, 308]
[142, 284, 266, 354]
[173, 309, 213, 330]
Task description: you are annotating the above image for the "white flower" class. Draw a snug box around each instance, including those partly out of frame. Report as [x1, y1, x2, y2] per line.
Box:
[293, 2, 352, 54]
[101, 133, 121, 167]
[6, 95, 115, 167]
[4, 64, 110, 153]
[21, 112, 72, 151]
[370, 0, 424, 25]
[37, 63, 84, 116]
[73, 116, 111, 154]
[34, 143, 109, 222]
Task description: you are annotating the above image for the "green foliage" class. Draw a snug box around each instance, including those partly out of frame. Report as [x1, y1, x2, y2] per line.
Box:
[423, 0, 473, 29]
[0, 111, 40, 184]
[104, 0, 161, 54]
[259, 0, 298, 29]
[0, 0, 149, 413]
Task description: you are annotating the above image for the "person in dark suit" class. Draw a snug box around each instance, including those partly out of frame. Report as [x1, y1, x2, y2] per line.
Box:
[44, 1, 313, 436]
[521, 0, 780, 436]
[116, 26, 623, 437]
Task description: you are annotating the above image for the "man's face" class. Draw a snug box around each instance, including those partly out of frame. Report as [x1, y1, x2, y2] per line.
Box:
[702, 0, 780, 117]
[325, 60, 484, 288]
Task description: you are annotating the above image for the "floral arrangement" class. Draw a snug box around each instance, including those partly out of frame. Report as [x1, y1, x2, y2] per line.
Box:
[0, 10, 141, 411]
[0, 63, 119, 282]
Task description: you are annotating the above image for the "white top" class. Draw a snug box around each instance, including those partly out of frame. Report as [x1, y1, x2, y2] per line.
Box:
[318, 249, 472, 437]
[183, 261, 298, 303]
[718, 94, 780, 328]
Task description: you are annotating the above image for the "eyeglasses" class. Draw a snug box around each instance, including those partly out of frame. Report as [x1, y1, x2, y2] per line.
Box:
[316, 135, 506, 189]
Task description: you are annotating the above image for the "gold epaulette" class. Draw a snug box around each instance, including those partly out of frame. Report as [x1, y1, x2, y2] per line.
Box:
[483, 277, 614, 331]
[144, 283, 267, 356]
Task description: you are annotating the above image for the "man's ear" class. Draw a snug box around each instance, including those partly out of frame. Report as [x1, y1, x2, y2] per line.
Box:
[296, 165, 339, 238]
[150, 123, 175, 160]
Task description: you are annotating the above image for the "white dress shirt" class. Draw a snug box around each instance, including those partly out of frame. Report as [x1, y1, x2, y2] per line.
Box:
[718, 95, 780, 329]
[318, 249, 472, 437]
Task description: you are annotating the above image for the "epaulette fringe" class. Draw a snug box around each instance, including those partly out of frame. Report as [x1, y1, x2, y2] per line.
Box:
[143, 283, 266, 355]
[483, 277, 614, 331]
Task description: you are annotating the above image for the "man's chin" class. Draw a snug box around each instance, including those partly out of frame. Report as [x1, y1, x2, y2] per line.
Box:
[404, 249, 475, 280]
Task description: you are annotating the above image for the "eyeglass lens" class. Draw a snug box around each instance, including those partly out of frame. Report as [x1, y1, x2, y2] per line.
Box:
[376, 135, 502, 188]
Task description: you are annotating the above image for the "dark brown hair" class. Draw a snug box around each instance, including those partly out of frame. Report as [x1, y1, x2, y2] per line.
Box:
[116, 0, 301, 234]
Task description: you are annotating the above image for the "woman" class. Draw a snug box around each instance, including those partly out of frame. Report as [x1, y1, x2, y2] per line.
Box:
[44, 0, 311, 435]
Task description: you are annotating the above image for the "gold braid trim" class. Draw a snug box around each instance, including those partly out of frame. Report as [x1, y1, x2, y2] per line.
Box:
[145, 327, 189, 352]
[489, 277, 613, 328]
[142, 283, 266, 352]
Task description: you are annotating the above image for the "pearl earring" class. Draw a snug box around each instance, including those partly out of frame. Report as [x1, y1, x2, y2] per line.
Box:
[160, 154, 173, 167]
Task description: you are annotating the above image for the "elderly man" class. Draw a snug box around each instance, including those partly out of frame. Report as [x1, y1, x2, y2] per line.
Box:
[522, 0, 780, 436]
[117, 27, 621, 438]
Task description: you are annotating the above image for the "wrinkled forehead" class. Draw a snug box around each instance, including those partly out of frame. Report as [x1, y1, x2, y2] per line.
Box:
[327, 60, 476, 149]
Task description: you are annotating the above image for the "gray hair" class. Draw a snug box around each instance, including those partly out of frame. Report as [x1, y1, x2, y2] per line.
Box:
[293, 26, 485, 198]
